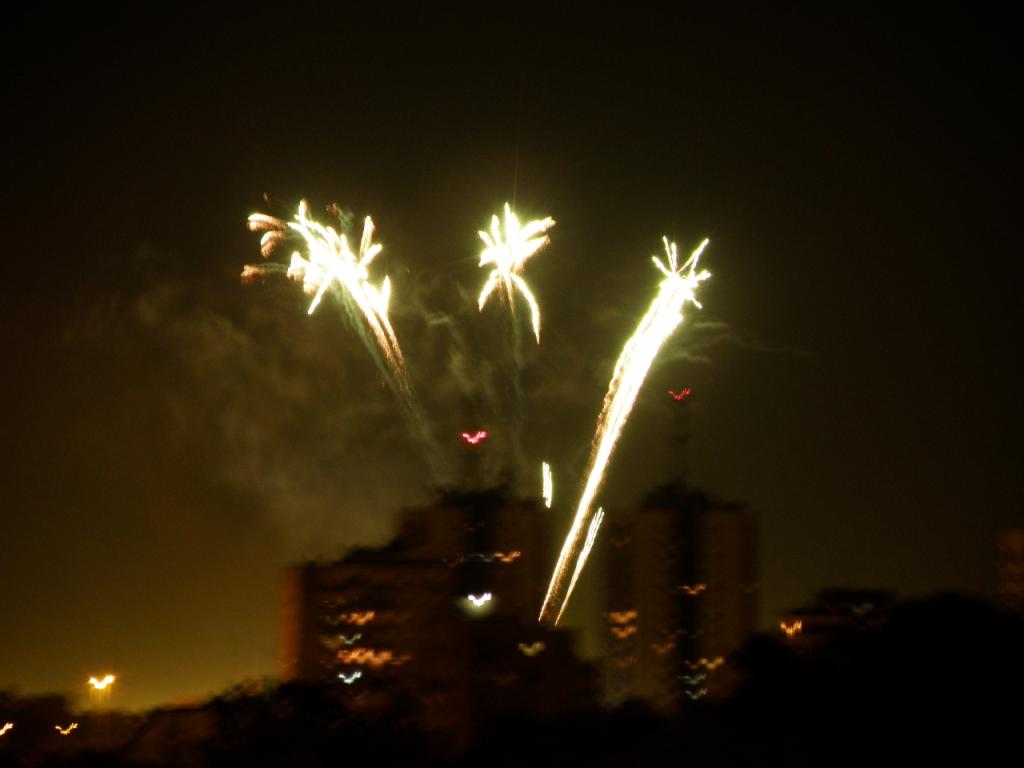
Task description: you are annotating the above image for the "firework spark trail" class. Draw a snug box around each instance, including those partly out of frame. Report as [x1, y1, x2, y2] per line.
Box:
[478, 203, 555, 344]
[540, 237, 710, 624]
[245, 200, 448, 481]
[553, 507, 604, 625]
[478, 203, 554, 482]
[246, 201, 404, 381]
[541, 461, 553, 508]
[504, 310, 528, 479]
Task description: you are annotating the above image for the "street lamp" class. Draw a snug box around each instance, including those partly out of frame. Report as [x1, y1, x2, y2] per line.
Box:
[87, 674, 116, 710]
[86, 674, 116, 748]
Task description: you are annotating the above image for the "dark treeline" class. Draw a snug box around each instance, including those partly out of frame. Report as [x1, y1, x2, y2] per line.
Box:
[3, 593, 1020, 767]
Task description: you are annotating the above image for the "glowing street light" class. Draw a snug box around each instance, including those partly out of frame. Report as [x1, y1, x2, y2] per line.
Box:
[87, 674, 116, 716]
[87, 675, 115, 691]
[781, 619, 803, 637]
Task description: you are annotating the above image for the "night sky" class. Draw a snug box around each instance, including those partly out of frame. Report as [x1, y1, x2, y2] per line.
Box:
[3, 9, 1020, 710]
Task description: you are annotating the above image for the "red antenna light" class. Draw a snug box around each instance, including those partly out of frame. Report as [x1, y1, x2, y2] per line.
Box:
[461, 430, 489, 445]
[668, 388, 692, 401]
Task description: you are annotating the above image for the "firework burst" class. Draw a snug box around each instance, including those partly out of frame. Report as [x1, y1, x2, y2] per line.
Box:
[245, 200, 404, 378]
[477, 203, 555, 343]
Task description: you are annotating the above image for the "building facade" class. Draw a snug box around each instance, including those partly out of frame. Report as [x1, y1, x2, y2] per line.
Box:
[279, 489, 594, 739]
[604, 486, 758, 711]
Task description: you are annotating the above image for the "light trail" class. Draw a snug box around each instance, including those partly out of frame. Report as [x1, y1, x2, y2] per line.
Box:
[781, 619, 804, 637]
[337, 649, 409, 668]
[553, 507, 605, 625]
[517, 641, 546, 657]
[607, 610, 638, 624]
[445, 551, 520, 566]
[467, 593, 493, 607]
[668, 387, 692, 401]
[477, 203, 555, 343]
[540, 237, 710, 623]
[55, 724, 78, 736]
[541, 461, 553, 508]
[321, 633, 363, 651]
[338, 611, 375, 626]
[683, 656, 725, 671]
[461, 430, 489, 445]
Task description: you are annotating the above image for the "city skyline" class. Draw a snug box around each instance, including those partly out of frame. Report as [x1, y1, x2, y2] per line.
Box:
[2, 8, 1020, 710]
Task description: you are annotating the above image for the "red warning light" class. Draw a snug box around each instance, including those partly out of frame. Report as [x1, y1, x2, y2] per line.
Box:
[461, 430, 489, 445]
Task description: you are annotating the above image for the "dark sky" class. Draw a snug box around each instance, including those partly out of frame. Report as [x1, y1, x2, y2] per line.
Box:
[3, 8, 1020, 710]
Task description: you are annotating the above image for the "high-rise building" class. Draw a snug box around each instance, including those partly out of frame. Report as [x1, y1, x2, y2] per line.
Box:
[279, 489, 594, 740]
[604, 486, 757, 711]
